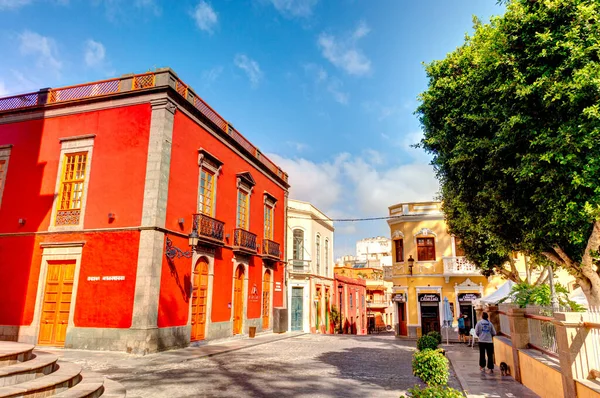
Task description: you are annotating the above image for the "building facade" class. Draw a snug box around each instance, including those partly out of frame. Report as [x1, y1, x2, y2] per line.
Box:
[286, 200, 334, 333]
[334, 274, 367, 335]
[356, 236, 392, 268]
[0, 69, 288, 353]
[334, 265, 393, 332]
[386, 202, 501, 338]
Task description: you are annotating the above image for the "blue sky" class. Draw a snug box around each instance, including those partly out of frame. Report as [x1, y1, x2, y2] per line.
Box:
[0, 0, 504, 257]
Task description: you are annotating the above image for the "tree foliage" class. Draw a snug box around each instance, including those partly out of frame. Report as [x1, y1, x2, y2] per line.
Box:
[418, 0, 600, 305]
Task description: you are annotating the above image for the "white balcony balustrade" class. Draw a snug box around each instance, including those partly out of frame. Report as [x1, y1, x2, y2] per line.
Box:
[442, 256, 480, 275]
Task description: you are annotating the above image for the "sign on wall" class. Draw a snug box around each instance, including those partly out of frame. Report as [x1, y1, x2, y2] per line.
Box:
[418, 293, 440, 303]
[458, 293, 481, 302]
[275, 281, 282, 292]
[393, 293, 406, 302]
[249, 283, 260, 302]
[87, 275, 125, 281]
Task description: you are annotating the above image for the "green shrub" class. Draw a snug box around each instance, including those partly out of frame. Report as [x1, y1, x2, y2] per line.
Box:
[402, 385, 465, 397]
[412, 349, 449, 386]
[416, 335, 439, 351]
[427, 331, 442, 345]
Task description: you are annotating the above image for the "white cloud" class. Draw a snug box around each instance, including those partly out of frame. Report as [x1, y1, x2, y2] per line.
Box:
[0, 0, 31, 9]
[84, 39, 105, 67]
[135, 0, 160, 15]
[201, 65, 223, 87]
[269, 151, 438, 218]
[234, 54, 263, 88]
[192, 1, 218, 34]
[304, 63, 349, 105]
[286, 141, 309, 152]
[268, 0, 317, 17]
[19, 30, 61, 73]
[0, 80, 8, 96]
[318, 21, 372, 76]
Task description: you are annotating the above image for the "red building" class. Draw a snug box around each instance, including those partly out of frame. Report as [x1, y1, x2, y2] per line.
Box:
[334, 275, 366, 335]
[0, 68, 289, 353]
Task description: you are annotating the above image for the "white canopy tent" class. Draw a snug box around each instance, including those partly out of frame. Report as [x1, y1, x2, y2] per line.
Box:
[473, 280, 516, 306]
[569, 287, 589, 309]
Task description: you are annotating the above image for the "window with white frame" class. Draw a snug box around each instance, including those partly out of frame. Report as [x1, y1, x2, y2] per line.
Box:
[325, 238, 329, 276]
[316, 233, 321, 275]
[50, 135, 94, 230]
[198, 149, 222, 217]
[235, 172, 255, 230]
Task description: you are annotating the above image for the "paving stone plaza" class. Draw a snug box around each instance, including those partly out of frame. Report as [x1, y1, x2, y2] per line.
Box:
[49, 333, 462, 398]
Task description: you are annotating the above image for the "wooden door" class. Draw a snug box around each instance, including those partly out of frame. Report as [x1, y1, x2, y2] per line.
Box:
[38, 262, 75, 346]
[233, 265, 244, 335]
[291, 287, 303, 331]
[191, 258, 209, 341]
[398, 302, 408, 336]
[262, 271, 271, 330]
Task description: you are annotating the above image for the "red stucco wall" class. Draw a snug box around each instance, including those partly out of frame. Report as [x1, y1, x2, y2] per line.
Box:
[157, 111, 287, 327]
[0, 104, 151, 328]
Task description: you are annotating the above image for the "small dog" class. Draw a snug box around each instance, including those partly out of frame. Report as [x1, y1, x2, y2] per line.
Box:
[500, 362, 510, 376]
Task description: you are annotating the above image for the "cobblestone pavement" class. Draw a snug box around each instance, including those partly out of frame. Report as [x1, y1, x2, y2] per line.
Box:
[54, 333, 462, 398]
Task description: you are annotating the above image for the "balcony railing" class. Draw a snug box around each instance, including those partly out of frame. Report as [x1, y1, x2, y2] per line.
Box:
[367, 299, 390, 308]
[233, 228, 257, 254]
[192, 213, 224, 246]
[442, 256, 480, 275]
[288, 259, 311, 274]
[0, 70, 288, 184]
[262, 239, 281, 261]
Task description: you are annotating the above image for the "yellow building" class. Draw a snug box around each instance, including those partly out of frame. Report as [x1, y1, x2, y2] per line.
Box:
[386, 201, 512, 337]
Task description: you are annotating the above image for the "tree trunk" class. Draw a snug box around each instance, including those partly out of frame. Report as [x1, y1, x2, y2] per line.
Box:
[579, 221, 600, 307]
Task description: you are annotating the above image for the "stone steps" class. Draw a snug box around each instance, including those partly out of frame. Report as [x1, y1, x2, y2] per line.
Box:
[0, 342, 127, 397]
[0, 351, 58, 387]
[0, 343, 34, 368]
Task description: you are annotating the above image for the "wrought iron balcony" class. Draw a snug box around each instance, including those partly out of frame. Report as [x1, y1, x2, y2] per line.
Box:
[442, 256, 480, 276]
[288, 259, 311, 274]
[262, 239, 281, 261]
[191, 213, 225, 247]
[233, 228, 258, 254]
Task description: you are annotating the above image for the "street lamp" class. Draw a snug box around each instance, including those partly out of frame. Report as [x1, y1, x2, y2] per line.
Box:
[407, 255, 414, 276]
[188, 229, 199, 248]
[338, 284, 343, 334]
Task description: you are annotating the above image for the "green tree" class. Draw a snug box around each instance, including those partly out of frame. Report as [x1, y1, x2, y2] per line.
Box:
[418, 0, 600, 305]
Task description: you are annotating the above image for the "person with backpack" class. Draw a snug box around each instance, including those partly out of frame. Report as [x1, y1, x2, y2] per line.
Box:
[475, 312, 497, 373]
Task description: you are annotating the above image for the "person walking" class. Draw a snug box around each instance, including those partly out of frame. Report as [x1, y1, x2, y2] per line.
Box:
[457, 313, 466, 343]
[475, 312, 496, 373]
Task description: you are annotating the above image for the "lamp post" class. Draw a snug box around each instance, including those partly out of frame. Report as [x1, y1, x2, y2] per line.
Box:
[338, 284, 343, 334]
[407, 255, 414, 276]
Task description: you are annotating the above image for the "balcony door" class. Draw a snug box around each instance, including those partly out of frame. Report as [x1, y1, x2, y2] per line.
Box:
[233, 265, 245, 335]
[190, 258, 209, 341]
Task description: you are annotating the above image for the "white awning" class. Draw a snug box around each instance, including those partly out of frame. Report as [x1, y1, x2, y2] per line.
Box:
[473, 280, 516, 306]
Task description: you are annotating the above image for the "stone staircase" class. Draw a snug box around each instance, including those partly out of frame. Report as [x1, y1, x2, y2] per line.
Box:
[0, 342, 127, 398]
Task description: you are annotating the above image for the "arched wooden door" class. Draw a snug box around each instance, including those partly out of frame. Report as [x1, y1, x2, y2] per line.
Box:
[233, 265, 244, 335]
[190, 258, 209, 341]
[262, 271, 271, 329]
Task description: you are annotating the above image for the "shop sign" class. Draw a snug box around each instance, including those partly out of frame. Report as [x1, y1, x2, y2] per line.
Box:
[275, 281, 282, 292]
[393, 294, 406, 303]
[458, 293, 480, 302]
[418, 293, 440, 302]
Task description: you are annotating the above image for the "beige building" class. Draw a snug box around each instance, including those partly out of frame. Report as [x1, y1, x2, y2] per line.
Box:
[286, 200, 335, 333]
